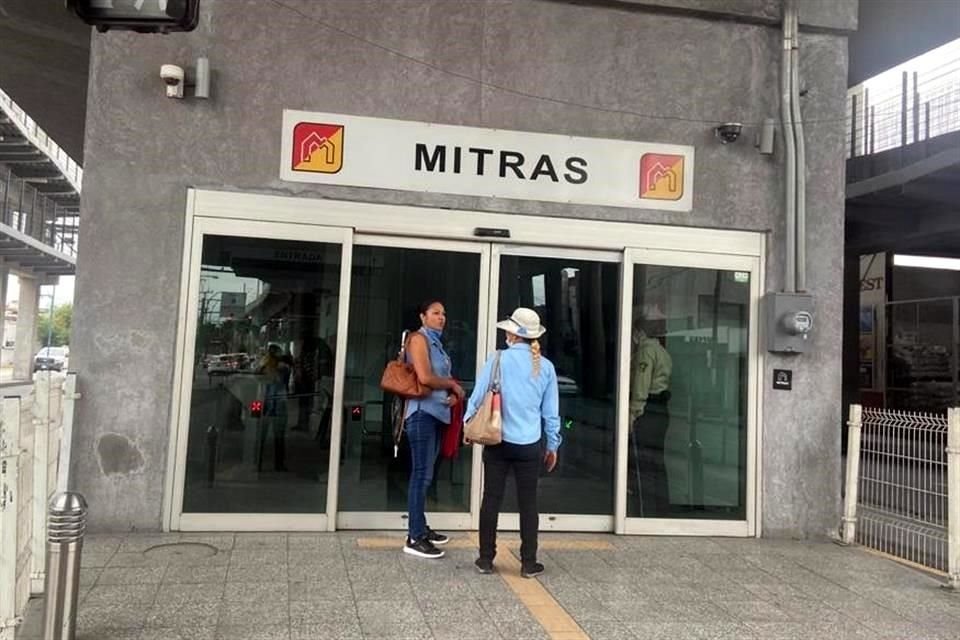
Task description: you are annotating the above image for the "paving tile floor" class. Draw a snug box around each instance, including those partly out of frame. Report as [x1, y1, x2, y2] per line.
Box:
[15, 531, 960, 640]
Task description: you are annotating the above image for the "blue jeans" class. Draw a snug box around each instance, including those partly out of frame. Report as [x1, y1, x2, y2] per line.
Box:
[406, 410, 442, 540]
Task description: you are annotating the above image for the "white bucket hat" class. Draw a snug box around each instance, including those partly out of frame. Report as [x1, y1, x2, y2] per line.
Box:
[496, 307, 547, 339]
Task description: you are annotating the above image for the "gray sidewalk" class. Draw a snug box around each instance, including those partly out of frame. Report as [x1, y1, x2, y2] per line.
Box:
[15, 531, 960, 640]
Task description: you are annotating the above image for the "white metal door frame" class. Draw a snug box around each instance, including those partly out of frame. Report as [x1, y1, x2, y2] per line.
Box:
[617, 247, 762, 537]
[164, 190, 766, 535]
[189, 189, 764, 258]
[335, 234, 491, 531]
[166, 214, 353, 532]
[487, 243, 622, 533]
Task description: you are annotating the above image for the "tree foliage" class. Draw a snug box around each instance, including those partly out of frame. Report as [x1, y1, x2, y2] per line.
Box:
[37, 303, 72, 347]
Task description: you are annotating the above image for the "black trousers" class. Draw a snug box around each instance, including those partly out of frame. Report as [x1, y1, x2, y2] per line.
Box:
[632, 398, 671, 517]
[479, 441, 541, 566]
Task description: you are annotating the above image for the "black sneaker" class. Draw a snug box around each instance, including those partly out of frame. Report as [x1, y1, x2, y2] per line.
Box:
[425, 527, 449, 546]
[403, 536, 444, 559]
[475, 558, 494, 574]
[521, 562, 544, 578]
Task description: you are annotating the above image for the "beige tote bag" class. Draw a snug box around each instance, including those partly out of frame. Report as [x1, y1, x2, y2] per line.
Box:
[463, 352, 502, 446]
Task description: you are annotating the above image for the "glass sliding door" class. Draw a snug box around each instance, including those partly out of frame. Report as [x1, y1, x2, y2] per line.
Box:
[620, 249, 759, 536]
[490, 246, 621, 531]
[336, 238, 487, 530]
[173, 218, 352, 531]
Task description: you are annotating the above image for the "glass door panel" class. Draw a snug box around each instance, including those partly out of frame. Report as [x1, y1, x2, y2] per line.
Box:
[182, 233, 343, 514]
[626, 262, 751, 521]
[338, 241, 482, 519]
[494, 249, 620, 522]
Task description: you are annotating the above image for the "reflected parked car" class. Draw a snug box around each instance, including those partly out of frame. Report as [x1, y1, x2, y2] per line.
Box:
[34, 346, 67, 372]
[205, 353, 250, 376]
[557, 375, 580, 396]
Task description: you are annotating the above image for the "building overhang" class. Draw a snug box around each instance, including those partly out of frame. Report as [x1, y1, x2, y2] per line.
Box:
[0, 221, 75, 278]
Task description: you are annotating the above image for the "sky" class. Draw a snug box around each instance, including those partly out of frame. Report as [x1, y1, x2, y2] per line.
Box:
[5, 275, 75, 308]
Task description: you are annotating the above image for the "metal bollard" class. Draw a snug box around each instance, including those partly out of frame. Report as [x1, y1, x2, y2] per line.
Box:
[42, 492, 87, 640]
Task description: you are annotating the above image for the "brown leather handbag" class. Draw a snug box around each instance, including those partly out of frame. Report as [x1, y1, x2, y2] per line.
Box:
[380, 331, 430, 398]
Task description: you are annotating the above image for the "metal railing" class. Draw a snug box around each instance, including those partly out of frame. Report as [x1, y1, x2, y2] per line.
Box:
[0, 89, 80, 259]
[0, 169, 79, 259]
[842, 404, 960, 588]
[0, 89, 82, 193]
[846, 52, 960, 158]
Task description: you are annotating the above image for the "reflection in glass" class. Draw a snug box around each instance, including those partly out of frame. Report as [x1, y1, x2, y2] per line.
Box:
[497, 256, 619, 516]
[338, 246, 480, 513]
[886, 300, 956, 412]
[628, 265, 749, 519]
[183, 235, 342, 513]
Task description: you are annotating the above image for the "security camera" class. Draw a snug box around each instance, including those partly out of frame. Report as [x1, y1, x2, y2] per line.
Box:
[714, 122, 743, 144]
[160, 64, 185, 99]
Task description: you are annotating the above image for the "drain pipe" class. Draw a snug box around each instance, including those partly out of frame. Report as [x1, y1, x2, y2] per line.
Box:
[780, 0, 798, 294]
[767, 0, 814, 354]
[789, 2, 807, 292]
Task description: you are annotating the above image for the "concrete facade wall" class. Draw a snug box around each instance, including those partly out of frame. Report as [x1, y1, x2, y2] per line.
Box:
[72, 0, 855, 536]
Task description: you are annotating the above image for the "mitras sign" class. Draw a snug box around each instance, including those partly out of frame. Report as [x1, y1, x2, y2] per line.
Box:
[280, 110, 694, 211]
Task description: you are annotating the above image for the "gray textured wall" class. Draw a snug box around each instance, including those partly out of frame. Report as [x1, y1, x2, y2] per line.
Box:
[72, 0, 854, 536]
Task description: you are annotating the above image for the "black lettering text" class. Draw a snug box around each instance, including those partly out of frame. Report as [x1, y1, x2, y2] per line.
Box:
[468, 147, 494, 175]
[415, 143, 446, 172]
[453, 146, 462, 174]
[500, 151, 526, 179]
[530, 154, 559, 182]
[564, 157, 588, 184]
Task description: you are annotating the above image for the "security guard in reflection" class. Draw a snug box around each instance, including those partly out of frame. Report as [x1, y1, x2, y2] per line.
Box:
[629, 319, 673, 517]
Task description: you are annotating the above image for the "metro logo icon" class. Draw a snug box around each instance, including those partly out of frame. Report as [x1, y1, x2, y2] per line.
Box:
[639, 153, 684, 201]
[292, 122, 344, 174]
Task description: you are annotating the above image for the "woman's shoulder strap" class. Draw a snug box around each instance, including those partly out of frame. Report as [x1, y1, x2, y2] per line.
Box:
[492, 350, 503, 384]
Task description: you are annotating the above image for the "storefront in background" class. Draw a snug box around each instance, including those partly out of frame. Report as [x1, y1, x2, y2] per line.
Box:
[70, 0, 856, 538]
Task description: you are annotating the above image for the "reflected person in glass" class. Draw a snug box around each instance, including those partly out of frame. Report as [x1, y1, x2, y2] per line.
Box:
[468, 307, 562, 578]
[629, 318, 673, 517]
[402, 300, 465, 560]
[257, 343, 292, 472]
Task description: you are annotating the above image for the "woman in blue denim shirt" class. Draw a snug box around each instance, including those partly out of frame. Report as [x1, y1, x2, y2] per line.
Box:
[403, 300, 465, 559]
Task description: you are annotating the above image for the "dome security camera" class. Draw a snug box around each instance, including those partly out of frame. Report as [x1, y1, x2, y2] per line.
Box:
[715, 122, 743, 144]
[160, 64, 185, 99]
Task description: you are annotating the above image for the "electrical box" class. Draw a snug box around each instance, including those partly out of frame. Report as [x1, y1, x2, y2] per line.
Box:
[766, 292, 814, 354]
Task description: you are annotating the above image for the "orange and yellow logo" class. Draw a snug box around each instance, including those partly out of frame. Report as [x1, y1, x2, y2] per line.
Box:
[639, 153, 684, 201]
[292, 122, 344, 173]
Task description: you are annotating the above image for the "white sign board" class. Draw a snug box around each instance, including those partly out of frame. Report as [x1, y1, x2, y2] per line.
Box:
[219, 292, 246, 319]
[280, 110, 694, 211]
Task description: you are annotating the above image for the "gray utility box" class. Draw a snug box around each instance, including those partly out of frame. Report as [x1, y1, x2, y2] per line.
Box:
[765, 292, 814, 354]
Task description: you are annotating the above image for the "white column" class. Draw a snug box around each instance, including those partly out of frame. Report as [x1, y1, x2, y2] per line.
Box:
[0, 397, 23, 639]
[947, 407, 960, 590]
[56, 373, 79, 494]
[12, 277, 39, 381]
[0, 269, 8, 356]
[30, 377, 49, 594]
[841, 404, 863, 545]
[0, 270, 8, 378]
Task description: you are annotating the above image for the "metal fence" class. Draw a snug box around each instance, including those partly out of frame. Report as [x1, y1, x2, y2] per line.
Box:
[0, 373, 76, 639]
[842, 405, 959, 587]
[846, 51, 960, 158]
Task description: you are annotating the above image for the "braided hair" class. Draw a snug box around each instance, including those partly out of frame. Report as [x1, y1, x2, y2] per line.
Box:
[530, 339, 542, 378]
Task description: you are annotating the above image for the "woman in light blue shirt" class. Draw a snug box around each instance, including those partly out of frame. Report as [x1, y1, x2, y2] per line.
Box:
[465, 307, 561, 578]
[402, 300, 464, 560]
